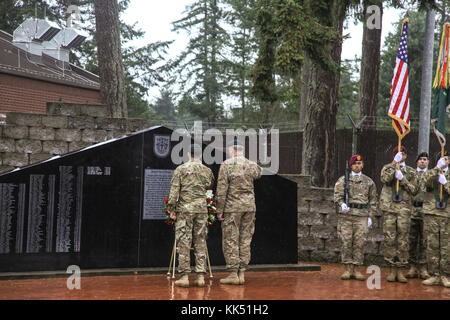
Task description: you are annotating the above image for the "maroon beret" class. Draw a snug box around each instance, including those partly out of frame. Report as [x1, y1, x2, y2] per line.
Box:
[349, 154, 363, 166]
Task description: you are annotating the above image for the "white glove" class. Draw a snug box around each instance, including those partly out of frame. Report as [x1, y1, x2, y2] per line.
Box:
[341, 203, 350, 213]
[394, 152, 403, 163]
[437, 157, 447, 169]
[368, 217, 372, 228]
[395, 170, 404, 181]
[439, 173, 447, 185]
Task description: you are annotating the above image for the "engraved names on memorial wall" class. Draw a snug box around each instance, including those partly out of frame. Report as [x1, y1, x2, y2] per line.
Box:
[143, 169, 174, 220]
[0, 183, 25, 254]
[26, 174, 56, 253]
[0, 166, 85, 254]
[56, 166, 83, 253]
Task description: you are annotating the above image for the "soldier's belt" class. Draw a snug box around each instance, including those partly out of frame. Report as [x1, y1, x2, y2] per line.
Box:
[348, 203, 368, 209]
[412, 201, 423, 207]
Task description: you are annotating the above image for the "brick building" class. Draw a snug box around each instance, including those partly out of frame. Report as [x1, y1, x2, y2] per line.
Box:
[0, 28, 101, 115]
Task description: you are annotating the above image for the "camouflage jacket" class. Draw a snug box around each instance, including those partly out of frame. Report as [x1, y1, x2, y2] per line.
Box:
[216, 155, 262, 214]
[411, 169, 427, 219]
[334, 173, 377, 218]
[379, 163, 419, 213]
[421, 167, 450, 218]
[167, 159, 214, 214]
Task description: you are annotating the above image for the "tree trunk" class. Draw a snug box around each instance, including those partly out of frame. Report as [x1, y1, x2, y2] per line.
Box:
[94, 0, 127, 118]
[358, 0, 383, 130]
[301, 0, 345, 187]
[418, 5, 436, 154]
[356, 1, 382, 178]
[299, 58, 310, 131]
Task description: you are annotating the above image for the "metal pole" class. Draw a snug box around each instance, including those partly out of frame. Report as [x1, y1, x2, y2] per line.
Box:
[418, 6, 436, 154]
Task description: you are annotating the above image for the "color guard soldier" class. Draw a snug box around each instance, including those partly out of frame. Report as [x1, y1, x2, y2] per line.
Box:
[379, 146, 419, 283]
[421, 152, 450, 288]
[334, 154, 377, 280]
[406, 152, 430, 279]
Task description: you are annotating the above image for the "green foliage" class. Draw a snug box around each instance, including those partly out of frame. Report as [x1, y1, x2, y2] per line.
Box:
[152, 89, 177, 121]
[223, 0, 258, 122]
[169, 0, 230, 124]
[338, 58, 360, 129]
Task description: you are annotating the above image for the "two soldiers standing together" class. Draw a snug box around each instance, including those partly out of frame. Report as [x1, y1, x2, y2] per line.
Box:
[334, 147, 449, 288]
[166, 142, 261, 288]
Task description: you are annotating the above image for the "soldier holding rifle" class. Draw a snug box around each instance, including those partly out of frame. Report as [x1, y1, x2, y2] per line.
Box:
[334, 155, 377, 281]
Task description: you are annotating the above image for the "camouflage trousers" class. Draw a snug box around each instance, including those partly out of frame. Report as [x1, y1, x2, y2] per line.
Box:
[408, 216, 427, 267]
[423, 215, 449, 277]
[337, 214, 369, 265]
[221, 211, 256, 272]
[382, 210, 410, 267]
[175, 212, 208, 275]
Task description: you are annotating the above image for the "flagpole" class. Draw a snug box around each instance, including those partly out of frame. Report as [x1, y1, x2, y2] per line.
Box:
[396, 137, 401, 193]
[441, 146, 444, 201]
[396, 18, 407, 195]
[389, 17, 410, 199]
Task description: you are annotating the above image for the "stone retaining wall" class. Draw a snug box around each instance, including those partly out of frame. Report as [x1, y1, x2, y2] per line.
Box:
[282, 174, 385, 266]
[0, 102, 148, 173]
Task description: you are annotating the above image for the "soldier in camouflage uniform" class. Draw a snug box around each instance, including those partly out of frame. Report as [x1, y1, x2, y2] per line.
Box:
[421, 152, 450, 288]
[334, 155, 377, 281]
[406, 152, 431, 279]
[216, 141, 262, 285]
[379, 146, 419, 283]
[167, 144, 214, 288]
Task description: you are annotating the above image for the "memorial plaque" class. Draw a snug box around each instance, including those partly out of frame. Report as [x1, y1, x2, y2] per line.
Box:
[143, 169, 174, 220]
[0, 126, 297, 272]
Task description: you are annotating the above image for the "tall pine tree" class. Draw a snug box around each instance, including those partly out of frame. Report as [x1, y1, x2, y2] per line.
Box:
[170, 0, 229, 126]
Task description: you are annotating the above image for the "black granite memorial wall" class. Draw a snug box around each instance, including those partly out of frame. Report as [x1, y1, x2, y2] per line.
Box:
[0, 126, 297, 272]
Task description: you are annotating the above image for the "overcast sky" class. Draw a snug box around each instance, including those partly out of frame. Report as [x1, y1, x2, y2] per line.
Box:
[122, 1, 406, 101]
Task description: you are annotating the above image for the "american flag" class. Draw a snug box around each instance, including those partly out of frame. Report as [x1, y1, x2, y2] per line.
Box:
[388, 19, 410, 138]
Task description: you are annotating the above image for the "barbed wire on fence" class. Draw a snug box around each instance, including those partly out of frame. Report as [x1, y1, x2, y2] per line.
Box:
[337, 115, 423, 130]
[141, 115, 435, 133]
[143, 119, 302, 133]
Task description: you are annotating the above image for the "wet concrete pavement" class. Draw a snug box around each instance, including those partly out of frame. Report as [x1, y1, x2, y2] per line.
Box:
[0, 262, 448, 300]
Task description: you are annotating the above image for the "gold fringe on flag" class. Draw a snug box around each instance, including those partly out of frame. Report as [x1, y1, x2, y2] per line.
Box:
[433, 24, 450, 89]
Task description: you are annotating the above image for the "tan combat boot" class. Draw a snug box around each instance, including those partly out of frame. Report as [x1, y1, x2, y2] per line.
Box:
[386, 267, 397, 282]
[441, 276, 450, 288]
[353, 266, 366, 281]
[194, 274, 205, 287]
[405, 265, 418, 278]
[175, 274, 189, 287]
[238, 270, 245, 285]
[340, 264, 351, 280]
[220, 272, 240, 285]
[422, 275, 441, 286]
[396, 268, 408, 283]
[419, 266, 430, 280]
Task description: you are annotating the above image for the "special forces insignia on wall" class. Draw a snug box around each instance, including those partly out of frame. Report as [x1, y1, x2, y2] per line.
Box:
[153, 135, 171, 158]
